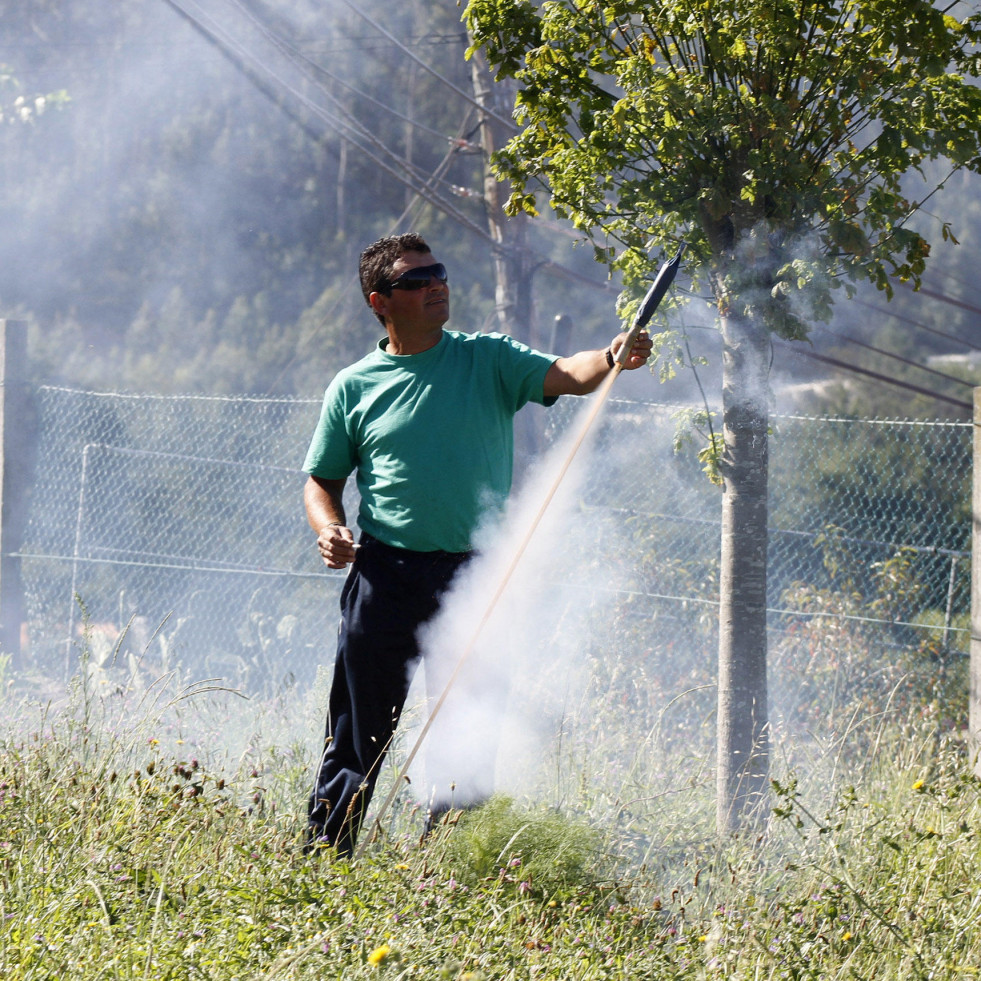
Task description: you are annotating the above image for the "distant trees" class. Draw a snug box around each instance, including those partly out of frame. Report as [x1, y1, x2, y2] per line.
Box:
[0, 0, 628, 394]
[3, 0, 981, 411]
[0, 63, 67, 126]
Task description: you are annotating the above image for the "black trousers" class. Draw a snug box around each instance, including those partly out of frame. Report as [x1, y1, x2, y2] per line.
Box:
[308, 534, 473, 855]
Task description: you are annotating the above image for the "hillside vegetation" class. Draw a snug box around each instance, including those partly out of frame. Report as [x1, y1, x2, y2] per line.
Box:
[1, 1, 980, 413]
[0, 646, 977, 980]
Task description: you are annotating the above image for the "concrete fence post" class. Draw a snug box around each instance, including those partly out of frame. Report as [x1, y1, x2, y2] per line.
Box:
[971, 387, 981, 774]
[0, 320, 31, 669]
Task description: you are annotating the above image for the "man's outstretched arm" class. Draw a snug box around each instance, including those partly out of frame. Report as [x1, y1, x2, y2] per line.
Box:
[543, 330, 652, 397]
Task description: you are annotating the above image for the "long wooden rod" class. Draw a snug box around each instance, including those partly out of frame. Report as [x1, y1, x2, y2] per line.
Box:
[354, 363, 625, 860]
[355, 247, 685, 859]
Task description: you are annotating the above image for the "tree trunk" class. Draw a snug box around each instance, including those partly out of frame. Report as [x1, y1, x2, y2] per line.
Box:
[716, 305, 771, 833]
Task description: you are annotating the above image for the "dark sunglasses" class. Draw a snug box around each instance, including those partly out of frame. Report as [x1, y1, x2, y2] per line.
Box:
[383, 262, 448, 293]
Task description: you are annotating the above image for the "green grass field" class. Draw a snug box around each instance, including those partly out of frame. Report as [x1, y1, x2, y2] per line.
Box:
[1, 637, 978, 980]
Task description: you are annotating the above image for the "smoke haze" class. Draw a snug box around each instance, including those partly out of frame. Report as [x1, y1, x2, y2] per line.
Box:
[414, 405, 601, 809]
[407, 385, 723, 818]
[1, 0, 627, 395]
[5, 2, 978, 867]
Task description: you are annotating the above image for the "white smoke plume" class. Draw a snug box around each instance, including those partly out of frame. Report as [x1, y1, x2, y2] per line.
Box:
[410, 395, 645, 813]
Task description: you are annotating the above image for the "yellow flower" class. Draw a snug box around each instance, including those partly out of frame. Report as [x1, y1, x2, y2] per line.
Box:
[912, 780, 925, 791]
[367, 944, 391, 967]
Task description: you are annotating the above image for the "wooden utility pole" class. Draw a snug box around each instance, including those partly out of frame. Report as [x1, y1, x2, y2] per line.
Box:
[468, 44, 534, 347]
[0, 320, 31, 668]
[468, 41, 544, 472]
[971, 387, 981, 774]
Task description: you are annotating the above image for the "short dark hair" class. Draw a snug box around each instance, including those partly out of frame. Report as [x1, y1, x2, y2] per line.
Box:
[359, 233, 432, 319]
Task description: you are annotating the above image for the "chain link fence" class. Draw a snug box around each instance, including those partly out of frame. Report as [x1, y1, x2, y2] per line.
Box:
[19, 388, 337, 691]
[17, 387, 972, 724]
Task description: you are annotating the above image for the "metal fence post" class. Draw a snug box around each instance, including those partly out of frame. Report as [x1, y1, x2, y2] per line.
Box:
[972, 388, 981, 774]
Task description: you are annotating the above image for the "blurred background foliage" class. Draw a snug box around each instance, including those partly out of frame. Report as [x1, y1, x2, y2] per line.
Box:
[0, 0, 619, 396]
[1, 0, 980, 414]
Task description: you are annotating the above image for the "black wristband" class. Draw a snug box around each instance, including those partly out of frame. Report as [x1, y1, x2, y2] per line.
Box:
[605, 347, 615, 369]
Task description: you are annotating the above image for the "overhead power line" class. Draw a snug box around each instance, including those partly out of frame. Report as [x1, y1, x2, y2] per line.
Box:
[852, 296, 981, 352]
[299, 33, 467, 52]
[337, 0, 519, 136]
[901, 279, 981, 321]
[162, 0, 495, 244]
[775, 341, 973, 411]
[814, 324, 975, 390]
[160, 0, 327, 145]
[0, 32, 466, 53]
[223, 0, 489, 227]
[162, 0, 619, 301]
[922, 263, 981, 303]
[223, 0, 488, 235]
[228, 0, 483, 153]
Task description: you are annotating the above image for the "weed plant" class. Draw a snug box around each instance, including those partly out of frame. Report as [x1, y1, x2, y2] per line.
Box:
[2, 641, 980, 981]
[425, 796, 602, 898]
[0, 596, 978, 981]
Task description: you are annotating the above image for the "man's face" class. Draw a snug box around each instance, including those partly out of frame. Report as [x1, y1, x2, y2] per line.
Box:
[371, 250, 450, 330]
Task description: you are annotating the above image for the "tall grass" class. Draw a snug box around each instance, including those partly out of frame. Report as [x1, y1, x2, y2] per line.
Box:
[1, 628, 979, 981]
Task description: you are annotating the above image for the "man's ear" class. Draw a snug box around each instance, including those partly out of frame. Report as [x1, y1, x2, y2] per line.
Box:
[368, 291, 388, 320]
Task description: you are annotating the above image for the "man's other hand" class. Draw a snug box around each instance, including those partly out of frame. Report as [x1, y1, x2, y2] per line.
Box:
[317, 524, 358, 569]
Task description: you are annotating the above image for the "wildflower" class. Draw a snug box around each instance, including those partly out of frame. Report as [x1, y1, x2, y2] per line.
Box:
[912, 780, 925, 791]
[368, 944, 391, 967]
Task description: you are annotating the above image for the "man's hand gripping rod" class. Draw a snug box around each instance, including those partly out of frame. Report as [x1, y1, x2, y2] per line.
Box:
[614, 243, 687, 369]
[352, 244, 686, 861]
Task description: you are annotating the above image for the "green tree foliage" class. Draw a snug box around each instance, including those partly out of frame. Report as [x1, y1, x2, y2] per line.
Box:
[465, 0, 981, 831]
[466, 0, 981, 316]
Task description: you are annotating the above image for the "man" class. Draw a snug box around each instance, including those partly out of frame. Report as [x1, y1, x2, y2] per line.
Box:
[303, 232, 651, 855]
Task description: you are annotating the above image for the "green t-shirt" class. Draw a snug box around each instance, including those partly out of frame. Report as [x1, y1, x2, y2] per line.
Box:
[303, 330, 558, 552]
